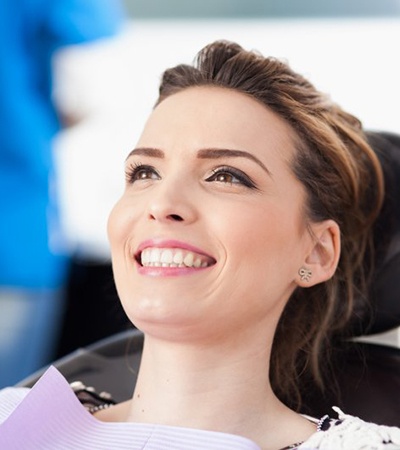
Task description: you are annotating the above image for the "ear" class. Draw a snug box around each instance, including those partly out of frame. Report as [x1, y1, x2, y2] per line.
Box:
[297, 220, 341, 288]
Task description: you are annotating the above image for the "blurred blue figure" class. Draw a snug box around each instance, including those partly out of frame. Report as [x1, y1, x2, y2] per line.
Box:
[0, 0, 124, 387]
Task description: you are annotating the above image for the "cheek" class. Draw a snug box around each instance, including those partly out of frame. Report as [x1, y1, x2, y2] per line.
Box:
[107, 198, 136, 251]
[218, 203, 303, 283]
[107, 201, 137, 312]
[217, 204, 286, 253]
[107, 202, 128, 284]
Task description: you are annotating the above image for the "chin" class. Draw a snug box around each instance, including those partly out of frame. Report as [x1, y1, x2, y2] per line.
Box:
[122, 296, 195, 329]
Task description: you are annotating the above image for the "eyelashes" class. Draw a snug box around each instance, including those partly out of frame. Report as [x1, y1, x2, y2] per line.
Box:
[125, 162, 160, 183]
[205, 166, 258, 189]
[125, 162, 258, 190]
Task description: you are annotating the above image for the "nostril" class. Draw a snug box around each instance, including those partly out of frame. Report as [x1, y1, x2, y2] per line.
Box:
[168, 214, 184, 222]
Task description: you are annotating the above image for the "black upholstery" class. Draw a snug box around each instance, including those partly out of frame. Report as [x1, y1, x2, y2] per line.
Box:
[17, 131, 400, 427]
[18, 328, 143, 404]
[366, 132, 400, 335]
[303, 340, 400, 427]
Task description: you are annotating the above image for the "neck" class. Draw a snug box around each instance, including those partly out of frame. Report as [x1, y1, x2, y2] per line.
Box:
[125, 326, 289, 442]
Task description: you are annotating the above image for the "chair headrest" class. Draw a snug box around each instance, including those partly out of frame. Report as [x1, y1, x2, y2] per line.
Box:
[351, 131, 400, 336]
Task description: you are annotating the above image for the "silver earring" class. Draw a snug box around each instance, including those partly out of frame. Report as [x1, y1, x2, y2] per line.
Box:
[299, 267, 312, 282]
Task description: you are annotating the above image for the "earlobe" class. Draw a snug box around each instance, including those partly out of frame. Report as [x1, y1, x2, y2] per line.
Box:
[297, 220, 341, 288]
[298, 266, 313, 282]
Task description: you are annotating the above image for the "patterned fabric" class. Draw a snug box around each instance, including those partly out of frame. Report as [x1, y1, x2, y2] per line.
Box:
[70, 380, 116, 414]
[299, 407, 400, 449]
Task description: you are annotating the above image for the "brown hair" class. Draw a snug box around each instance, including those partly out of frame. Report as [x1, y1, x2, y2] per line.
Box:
[156, 40, 384, 410]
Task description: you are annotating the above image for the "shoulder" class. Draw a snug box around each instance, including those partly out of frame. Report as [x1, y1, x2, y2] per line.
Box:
[301, 407, 400, 449]
[0, 387, 29, 424]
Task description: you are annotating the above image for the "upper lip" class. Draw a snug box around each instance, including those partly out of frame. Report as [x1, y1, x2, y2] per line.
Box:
[135, 239, 216, 266]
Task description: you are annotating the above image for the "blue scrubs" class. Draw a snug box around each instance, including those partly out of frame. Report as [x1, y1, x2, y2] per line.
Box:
[0, 0, 124, 386]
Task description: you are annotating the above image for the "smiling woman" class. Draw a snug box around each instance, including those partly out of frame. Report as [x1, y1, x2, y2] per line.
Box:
[108, 86, 317, 359]
[1, 40, 399, 450]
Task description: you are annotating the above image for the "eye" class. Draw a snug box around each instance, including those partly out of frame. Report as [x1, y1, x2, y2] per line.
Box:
[125, 163, 160, 183]
[205, 166, 257, 189]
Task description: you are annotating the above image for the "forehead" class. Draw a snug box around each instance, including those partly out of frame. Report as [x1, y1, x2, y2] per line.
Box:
[138, 86, 298, 164]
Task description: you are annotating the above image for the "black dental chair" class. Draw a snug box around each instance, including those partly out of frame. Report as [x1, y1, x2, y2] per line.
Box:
[17, 131, 400, 427]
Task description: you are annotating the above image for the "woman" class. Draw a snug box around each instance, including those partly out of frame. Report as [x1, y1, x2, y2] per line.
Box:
[1, 40, 399, 450]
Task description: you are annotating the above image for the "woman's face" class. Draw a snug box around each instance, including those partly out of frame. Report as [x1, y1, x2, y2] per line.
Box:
[108, 87, 315, 342]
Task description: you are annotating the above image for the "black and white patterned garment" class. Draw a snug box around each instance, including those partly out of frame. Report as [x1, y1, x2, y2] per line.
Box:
[297, 407, 400, 449]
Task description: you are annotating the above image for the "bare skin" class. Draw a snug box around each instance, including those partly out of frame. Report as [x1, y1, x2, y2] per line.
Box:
[94, 334, 318, 450]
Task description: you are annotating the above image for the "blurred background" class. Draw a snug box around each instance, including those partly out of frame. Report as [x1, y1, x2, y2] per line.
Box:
[1, 0, 400, 386]
[56, 0, 400, 257]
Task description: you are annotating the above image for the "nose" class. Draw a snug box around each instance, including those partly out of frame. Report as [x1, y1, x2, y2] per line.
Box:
[146, 181, 197, 225]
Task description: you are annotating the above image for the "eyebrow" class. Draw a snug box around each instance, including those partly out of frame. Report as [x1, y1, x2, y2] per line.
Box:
[197, 148, 271, 176]
[126, 147, 164, 159]
[126, 147, 271, 176]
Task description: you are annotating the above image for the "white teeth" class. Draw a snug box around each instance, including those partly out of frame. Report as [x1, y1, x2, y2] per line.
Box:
[173, 251, 183, 264]
[160, 249, 173, 264]
[183, 252, 194, 267]
[140, 247, 212, 268]
[150, 248, 160, 263]
[141, 251, 149, 265]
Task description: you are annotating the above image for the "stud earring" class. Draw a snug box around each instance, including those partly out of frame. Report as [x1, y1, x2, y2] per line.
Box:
[298, 267, 312, 282]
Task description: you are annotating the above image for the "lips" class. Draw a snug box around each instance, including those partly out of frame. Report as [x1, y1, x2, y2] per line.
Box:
[135, 241, 216, 269]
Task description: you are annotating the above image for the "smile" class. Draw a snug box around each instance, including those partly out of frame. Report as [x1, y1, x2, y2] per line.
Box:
[139, 247, 215, 269]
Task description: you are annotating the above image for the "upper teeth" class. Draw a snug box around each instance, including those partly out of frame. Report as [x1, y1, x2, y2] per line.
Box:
[140, 248, 211, 268]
